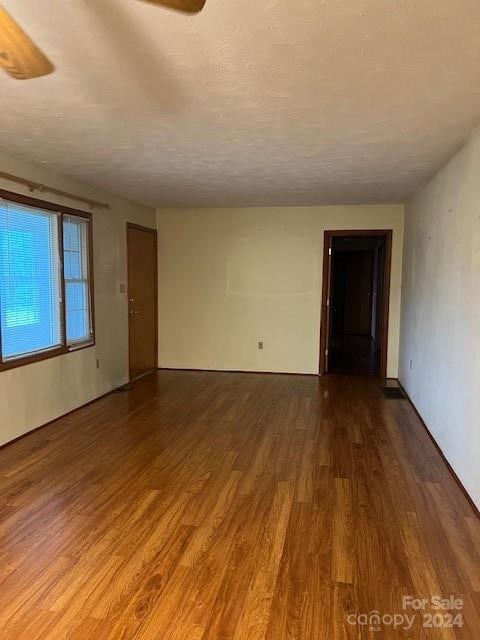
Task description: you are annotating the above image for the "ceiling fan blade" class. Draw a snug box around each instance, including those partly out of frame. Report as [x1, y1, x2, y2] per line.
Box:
[0, 6, 54, 79]
[144, 0, 206, 14]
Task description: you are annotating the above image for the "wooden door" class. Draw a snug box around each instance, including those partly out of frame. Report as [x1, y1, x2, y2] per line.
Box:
[127, 224, 157, 381]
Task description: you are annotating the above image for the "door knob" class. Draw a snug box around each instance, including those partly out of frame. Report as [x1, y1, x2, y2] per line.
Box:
[129, 310, 139, 315]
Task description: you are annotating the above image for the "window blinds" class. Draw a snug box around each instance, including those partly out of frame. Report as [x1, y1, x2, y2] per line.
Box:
[0, 199, 62, 360]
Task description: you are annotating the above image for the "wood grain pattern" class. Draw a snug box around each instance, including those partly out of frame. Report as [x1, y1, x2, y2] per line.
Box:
[0, 7, 53, 79]
[145, 0, 206, 14]
[127, 223, 158, 381]
[0, 371, 478, 639]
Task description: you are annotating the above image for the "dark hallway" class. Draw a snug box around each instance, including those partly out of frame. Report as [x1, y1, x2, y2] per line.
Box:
[328, 234, 388, 376]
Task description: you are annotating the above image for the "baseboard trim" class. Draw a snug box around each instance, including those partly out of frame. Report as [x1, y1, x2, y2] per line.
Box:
[0, 387, 117, 452]
[158, 367, 318, 377]
[397, 380, 479, 519]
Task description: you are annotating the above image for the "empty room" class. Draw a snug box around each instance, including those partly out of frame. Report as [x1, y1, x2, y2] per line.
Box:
[0, 1, 479, 638]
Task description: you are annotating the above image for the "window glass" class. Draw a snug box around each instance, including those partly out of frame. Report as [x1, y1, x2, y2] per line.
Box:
[63, 215, 92, 345]
[0, 201, 61, 360]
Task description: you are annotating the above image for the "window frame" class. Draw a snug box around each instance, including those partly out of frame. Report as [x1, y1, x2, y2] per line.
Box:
[63, 213, 95, 348]
[0, 188, 95, 372]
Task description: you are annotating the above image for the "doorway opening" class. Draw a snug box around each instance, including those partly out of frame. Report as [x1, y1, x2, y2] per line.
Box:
[319, 230, 392, 378]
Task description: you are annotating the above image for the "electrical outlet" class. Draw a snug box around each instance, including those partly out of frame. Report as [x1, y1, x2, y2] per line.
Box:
[258, 341, 264, 350]
[96, 358, 100, 370]
[119, 283, 126, 294]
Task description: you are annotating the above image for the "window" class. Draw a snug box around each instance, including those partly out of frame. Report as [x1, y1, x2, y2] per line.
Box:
[63, 215, 92, 346]
[0, 192, 94, 369]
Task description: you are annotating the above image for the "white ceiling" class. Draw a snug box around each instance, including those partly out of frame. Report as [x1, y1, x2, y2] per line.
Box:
[1, 0, 480, 208]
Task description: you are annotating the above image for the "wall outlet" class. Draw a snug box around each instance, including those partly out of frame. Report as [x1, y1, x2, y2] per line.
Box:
[96, 358, 100, 370]
[119, 283, 126, 294]
[258, 341, 264, 350]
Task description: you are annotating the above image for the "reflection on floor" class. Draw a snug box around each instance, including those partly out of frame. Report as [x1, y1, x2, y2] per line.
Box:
[0, 371, 479, 638]
[329, 334, 379, 376]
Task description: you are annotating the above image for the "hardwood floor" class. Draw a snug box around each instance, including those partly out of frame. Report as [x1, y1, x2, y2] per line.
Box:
[0, 370, 478, 639]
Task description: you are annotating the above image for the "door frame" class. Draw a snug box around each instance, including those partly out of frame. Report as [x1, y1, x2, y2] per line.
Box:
[319, 229, 392, 378]
[126, 222, 158, 381]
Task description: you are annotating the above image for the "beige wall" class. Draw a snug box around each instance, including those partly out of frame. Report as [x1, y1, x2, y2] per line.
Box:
[157, 204, 404, 377]
[0, 149, 155, 446]
[399, 128, 480, 509]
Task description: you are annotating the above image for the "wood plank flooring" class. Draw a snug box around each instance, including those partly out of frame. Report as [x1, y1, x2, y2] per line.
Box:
[0, 370, 479, 639]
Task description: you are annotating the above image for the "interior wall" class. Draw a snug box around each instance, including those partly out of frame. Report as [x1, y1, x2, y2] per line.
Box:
[399, 128, 480, 509]
[157, 204, 404, 376]
[0, 149, 155, 447]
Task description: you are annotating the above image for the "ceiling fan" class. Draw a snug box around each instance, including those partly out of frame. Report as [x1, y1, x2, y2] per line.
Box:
[0, 0, 206, 80]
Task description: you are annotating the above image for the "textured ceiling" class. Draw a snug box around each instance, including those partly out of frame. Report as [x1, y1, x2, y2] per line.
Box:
[1, 0, 480, 208]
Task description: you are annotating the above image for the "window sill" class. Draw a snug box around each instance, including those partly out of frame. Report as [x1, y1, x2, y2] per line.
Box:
[67, 340, 95, 353]
[0, 341, 95, 373]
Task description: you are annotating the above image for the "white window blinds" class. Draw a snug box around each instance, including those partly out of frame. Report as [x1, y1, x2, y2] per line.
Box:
[0, 199, 62, 360]
[0, 195, 94, 367]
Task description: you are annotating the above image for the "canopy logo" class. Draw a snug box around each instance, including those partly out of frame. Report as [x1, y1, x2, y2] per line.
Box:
[346, 595, 464, 632]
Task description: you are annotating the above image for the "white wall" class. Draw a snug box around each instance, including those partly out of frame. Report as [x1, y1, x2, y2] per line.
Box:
[157, 204, 404, 376]
[0, 149, 155, 446]
[399, 128, 480, 509]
